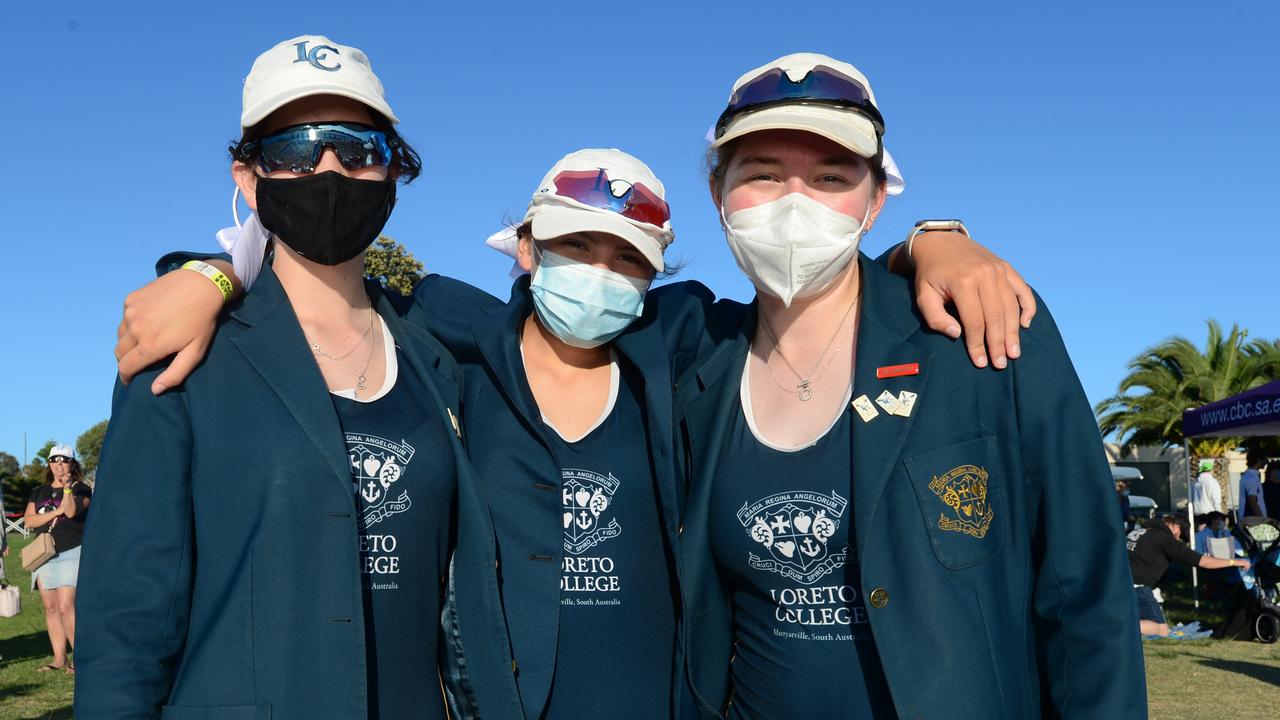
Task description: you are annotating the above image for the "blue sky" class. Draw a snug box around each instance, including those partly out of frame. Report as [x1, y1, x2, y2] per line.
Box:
[1, 1, 1277, 462]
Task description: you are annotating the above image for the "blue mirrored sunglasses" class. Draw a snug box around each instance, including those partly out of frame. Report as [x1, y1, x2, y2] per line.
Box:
[238, 122, 398, 174]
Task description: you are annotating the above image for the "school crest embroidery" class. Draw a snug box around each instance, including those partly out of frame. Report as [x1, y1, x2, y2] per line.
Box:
[347, 433, 415, 528]
[929, 464, 993, 538]
[562, 468, 622, 555]
[738, 490, 849, 585]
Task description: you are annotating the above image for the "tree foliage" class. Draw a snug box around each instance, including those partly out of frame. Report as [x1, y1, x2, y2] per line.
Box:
[3, 440, 55, 512]
[364, 235, 424, 297]
[0, 451, 17, 478]
[0, 451, 20, 514]
[77, 419, 109, 475]
[1095, 321, 1280, 455]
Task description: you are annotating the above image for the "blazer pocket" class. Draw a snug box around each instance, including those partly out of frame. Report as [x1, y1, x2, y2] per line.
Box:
[160, 705, 271, 720]
[904, 436, 1005, 570]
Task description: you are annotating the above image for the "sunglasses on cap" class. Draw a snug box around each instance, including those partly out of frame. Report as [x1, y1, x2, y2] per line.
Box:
[234, 122, 400, 175]
[49, 456, 73, 464]
[551, 169, 671, 227]
[713, 65, 886, 141]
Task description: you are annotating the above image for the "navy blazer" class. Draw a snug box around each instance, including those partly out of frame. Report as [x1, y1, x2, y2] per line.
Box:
[673, 256, 1148, 719]
[75, 261, 522, 720]
[409, 274, 719, 719]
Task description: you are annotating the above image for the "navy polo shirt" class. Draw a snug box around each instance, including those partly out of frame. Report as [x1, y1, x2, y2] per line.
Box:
[332, 341, 454, 720]
[540, 359, 677, 719]
[709, 388, 895, 719]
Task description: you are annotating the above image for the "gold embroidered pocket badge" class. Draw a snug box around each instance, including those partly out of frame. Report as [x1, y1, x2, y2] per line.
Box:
[928, 464, 994, 539]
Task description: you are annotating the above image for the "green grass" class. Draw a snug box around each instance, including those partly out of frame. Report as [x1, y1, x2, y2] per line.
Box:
[1143, 575, 1280, 717]
[2, 534, 1278, 718]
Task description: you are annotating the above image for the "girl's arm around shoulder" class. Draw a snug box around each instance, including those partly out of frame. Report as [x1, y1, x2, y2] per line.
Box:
[408, 275, 505, 360]
[75, 367, 197, 718]
[648, 280, 750, 380]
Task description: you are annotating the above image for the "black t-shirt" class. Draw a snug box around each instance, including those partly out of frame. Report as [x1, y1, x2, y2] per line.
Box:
[1126, 521, 1201, 588]
[27, 482, 92, 551]
[540, 360, 677, 720]
[710, 398, 895, 720]
[331, 345, 456, 720]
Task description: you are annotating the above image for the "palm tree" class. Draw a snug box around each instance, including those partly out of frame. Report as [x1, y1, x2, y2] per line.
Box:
[1096, 321, 1280, 508]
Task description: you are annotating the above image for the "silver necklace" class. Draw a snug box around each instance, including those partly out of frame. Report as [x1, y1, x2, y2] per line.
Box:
[757, 294, 858, 401]
[310, 306, 374, 362]
[309, 307, 378, 394]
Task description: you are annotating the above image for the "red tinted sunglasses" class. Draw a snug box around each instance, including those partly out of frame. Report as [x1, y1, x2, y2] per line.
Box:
[551, 169, 670, 227]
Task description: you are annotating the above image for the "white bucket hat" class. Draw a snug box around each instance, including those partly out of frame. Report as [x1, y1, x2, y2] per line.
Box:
[240, 35, 399, 130]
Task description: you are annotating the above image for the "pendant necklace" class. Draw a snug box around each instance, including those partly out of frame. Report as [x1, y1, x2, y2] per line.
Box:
[757, 294, 858, 401]
[309, 307, 378, 395]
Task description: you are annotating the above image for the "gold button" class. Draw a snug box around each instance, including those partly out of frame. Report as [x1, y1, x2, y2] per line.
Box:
[869, 587, 889, 608]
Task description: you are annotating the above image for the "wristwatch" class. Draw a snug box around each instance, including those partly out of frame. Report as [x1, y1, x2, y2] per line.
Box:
[905, 219, 971, 264]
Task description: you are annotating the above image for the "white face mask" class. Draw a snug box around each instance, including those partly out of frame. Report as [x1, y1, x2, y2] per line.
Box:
[722, 192, 872, 307]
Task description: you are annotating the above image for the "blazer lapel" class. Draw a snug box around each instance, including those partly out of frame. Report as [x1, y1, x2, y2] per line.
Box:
[228, 264, 353, 494]
[848, 256, 934, 557]
[676, 305, 755, 510]
[375, 287, 462, 430]
[472, 280, 554, 450]
[614, 315, 682, 532]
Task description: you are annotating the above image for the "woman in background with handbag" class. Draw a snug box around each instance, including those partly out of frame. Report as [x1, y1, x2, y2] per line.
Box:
[22, 444, 91, 673]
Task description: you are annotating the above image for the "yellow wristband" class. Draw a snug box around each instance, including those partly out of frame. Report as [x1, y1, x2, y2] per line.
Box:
[63, 488, 72, 495]
[182, 260, 234, 303]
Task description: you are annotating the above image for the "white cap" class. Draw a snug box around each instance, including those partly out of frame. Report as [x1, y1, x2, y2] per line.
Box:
[48, 445, 75, 461]
[711, 52, 904, 195]
[502, 149, 674, 272]
[240, 35, 399, 130]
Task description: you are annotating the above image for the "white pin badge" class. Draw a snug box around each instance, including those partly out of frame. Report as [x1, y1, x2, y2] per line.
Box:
[852, 394, 880, 423]
[447, 407, 462, 439]
[896, 391, 918, 417]
[875, 390, 904, 417]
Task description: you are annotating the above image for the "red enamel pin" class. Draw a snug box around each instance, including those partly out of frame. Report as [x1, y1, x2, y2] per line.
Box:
[876, 363, 920, 379]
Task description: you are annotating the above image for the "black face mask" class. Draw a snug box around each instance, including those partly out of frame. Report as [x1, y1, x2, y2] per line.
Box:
[255, 171, 397, 266]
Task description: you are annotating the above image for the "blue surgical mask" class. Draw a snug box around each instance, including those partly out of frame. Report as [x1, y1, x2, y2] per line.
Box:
[529, 249, 650, 349]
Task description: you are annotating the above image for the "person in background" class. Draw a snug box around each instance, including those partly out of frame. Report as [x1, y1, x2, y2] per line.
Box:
[1117, 479, 1132, 532]
[1194, 511, 1240, 598]
[1263, 457, 1280, 522]
[23, 444, 92, 673]
[1126, 514, 1246, 636]
[1239, 451, 1268, 520]
[1194, 511, 1233, 555]
[1, 482, 8, 559]
[1190, 459, 1221, 521]
[1, 480, 7, 664]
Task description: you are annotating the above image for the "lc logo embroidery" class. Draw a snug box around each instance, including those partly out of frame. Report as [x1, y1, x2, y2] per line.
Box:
[562, 468, 622, 555]
[738, 490, 849, 585]
[347, 433, 415, 528]
[929, 465, 993, 538]
[292, 40, 342, 72]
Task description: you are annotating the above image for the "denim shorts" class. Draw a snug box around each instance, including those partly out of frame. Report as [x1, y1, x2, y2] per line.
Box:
[32, 544, 81, 591]
[1134, 585, 1166, 624]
